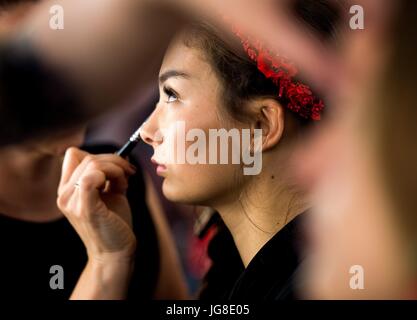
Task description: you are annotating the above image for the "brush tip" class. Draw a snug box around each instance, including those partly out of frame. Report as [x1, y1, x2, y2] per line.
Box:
[130, 126, 142, 142]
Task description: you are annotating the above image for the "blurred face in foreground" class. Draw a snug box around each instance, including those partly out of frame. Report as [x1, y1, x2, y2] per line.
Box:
[297, 104, 412, 299]
[295, 22, 414, 298]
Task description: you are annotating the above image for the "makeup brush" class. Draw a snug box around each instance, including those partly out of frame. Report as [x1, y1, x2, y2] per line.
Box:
[116, 126, 143, 157]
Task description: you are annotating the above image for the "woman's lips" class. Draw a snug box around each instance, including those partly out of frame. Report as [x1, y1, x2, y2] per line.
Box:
[151, 157, 167, 176]
[156, 165, 167, 175]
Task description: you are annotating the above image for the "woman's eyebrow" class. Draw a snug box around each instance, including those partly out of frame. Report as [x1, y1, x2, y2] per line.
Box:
[159, 70, 191, 84]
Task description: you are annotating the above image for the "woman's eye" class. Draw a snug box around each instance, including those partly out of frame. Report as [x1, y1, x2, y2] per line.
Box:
[163, 86, 179, 103]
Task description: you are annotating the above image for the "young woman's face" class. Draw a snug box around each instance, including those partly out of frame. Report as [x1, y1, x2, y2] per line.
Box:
[140, 39, 245, 206]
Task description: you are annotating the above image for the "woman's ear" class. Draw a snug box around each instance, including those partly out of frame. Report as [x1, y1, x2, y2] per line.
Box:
[250, 98, 285, 152]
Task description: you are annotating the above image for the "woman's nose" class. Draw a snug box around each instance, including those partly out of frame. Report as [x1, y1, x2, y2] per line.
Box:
[139, 113, 162, 147]
[140, 126, 153, 146]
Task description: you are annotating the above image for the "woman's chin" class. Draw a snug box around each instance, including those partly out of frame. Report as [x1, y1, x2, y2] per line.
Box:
[162, 180, 184, 202]
[162, 180, 204, 205]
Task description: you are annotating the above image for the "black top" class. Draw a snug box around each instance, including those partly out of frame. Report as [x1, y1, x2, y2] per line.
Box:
[200, 214, 306, 300]
[0, 144, 160, 300]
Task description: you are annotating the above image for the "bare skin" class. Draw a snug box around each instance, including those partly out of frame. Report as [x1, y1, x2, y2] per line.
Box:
[58, 38, 308, 299]
[0, 134, 188, 299]
[0, 1, 187, 299]
[1, 0, 357, 146]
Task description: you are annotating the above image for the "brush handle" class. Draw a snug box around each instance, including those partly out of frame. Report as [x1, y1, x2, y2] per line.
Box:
[116, 127, 142, 157]
[116, 140, 139, 157]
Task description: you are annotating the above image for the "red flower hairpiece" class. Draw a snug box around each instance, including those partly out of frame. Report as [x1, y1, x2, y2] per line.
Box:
[233, 27, 324, 121]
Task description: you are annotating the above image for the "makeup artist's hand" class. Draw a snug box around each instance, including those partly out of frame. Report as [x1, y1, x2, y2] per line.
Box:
[57, 147, 137, 264]
[57, 147, 138, 299]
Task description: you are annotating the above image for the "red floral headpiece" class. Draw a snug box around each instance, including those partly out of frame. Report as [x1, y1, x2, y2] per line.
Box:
[232, 27, 324, 121]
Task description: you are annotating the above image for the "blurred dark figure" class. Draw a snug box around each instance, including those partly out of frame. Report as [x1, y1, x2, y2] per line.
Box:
[0, 1, 188, 300]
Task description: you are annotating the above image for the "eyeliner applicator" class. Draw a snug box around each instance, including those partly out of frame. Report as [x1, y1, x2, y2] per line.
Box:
[116, 126, 143, 157]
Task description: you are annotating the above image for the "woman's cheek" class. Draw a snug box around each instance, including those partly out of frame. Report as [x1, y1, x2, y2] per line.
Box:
[157, 107, 239, 203]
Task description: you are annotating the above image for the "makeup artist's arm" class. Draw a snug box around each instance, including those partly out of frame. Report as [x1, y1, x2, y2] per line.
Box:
[17, 0, 347, 111]
[15, 0, 184, 121]
[144, 173, 190, 299]
[2, 0, 346, 146]
[1, 0, 353, 147]
[57, 147, 137, 299]
[1, 0, 184, 146]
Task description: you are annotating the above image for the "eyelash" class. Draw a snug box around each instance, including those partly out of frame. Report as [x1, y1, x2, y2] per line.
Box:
[163, 86, 179, 103]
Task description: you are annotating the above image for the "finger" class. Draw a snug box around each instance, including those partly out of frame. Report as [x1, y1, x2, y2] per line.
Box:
[81, 161, 131, 194]
[68, 154, 136, 187]
[58, 162, 128, 221]
[84, 159, 136, 180]
[61, 153, 96, 194]
[77, 169, 129, 231]
[88, 154, 137, 173]
[78, 170, 107, 216]
[57, 181, 77, 214]
[57, 170, 107, 224]
[59, 147, 90, 195]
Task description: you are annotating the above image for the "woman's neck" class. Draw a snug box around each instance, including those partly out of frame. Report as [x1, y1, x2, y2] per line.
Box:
[0, 146, 64, 222]
[214, 172, 307, 268]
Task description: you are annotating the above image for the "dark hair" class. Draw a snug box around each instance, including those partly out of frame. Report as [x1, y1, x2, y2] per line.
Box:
[0, 0, 37, 10]
[292, 0, 343, 43]
[181, 0, 343, 127]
